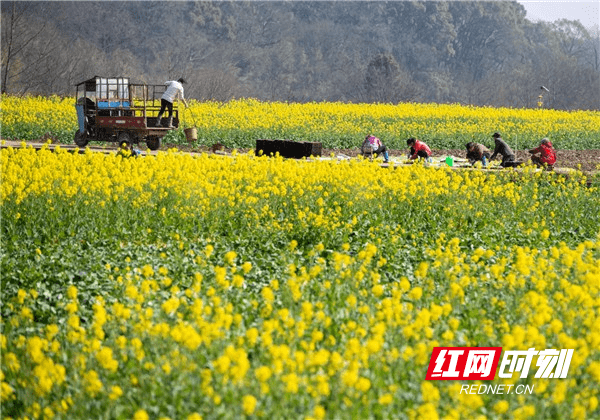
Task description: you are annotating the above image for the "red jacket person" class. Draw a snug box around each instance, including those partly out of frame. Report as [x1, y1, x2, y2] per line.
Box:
[407, 138, 432, 161]
[529, 138, 557, 167]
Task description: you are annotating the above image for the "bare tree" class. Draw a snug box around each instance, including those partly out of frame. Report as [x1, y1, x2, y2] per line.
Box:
[188, 67, 241, 102]
[1, 2, 53, 94]
[358, 53, 421, 103]
[57, 39, 109, 92]
[1, 1, 598, 109]
[551, 19, 592, 62]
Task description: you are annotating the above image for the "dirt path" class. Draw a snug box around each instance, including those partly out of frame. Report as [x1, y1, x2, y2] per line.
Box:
[321, 148, 600, 174]
[3, 139, 599, 175]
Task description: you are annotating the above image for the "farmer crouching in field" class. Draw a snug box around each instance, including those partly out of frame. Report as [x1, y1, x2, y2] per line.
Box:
[361, 134, 390, 163]
[529, 138, 557, 169]
[466, 142, 491, 167]
[406, 138, 432, 162]
[489, 132, 517, 167]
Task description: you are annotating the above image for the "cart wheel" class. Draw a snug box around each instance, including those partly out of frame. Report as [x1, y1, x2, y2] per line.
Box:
[146, 136, 161, 151]
[74, 130, 89, 147]
[118, 132, 132, 147]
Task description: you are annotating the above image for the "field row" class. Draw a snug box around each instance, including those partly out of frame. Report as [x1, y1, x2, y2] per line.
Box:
[2, 95, 600, 150]
[1, 145, 599, 419]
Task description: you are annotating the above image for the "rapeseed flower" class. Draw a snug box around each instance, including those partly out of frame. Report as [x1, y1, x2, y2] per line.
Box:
[242, 395, 257, 415]
[1, 146, 598, 419]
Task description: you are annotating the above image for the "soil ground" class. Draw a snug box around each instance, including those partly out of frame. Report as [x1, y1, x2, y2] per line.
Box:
[3, 139, 599, 175]
[326, 148, 600, 174]
[173, 143, 600, 174]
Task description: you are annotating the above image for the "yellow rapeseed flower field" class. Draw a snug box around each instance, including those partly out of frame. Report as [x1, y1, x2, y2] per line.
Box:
[2, 95, 599, 149]
[1, 144, 599, 419]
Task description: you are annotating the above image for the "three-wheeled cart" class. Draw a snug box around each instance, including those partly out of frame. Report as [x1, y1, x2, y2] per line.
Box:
[74, 76, 180, 150]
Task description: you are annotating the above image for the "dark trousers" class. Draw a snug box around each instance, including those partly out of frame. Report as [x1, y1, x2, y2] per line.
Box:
[500, 155, 516, 167]
[467, 151, 490, 161]
[374, 145, 387, 155]
[410, 147, 429, 158]
[363, 145, 387, 156]
[157, 99, 173, 119]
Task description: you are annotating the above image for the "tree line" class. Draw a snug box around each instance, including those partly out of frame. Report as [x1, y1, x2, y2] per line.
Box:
[2, 1, 599, 110]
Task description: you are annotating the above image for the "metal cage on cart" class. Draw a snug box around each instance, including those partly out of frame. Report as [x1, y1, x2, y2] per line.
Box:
[74, 76, 180, 151]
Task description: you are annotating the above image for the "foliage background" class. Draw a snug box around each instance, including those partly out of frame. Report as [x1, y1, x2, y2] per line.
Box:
[2, 1, 599, 110]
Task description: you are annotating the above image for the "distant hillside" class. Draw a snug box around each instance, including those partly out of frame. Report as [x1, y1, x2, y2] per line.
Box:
[2, 1, 599, 110]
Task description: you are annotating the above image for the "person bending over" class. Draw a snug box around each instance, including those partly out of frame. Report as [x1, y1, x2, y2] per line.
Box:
[466, 142, 491, 167]
[362, 134, 389, 163]
[406, 138, 432, 162]
[489, 132, 516, 167]
[529, 138, 557, 168]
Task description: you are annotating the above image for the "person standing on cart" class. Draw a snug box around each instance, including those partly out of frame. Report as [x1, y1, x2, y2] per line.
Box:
[156, 78, 188, 128]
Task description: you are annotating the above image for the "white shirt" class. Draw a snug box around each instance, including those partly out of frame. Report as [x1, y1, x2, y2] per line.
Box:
[162, 80, 184, 103]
